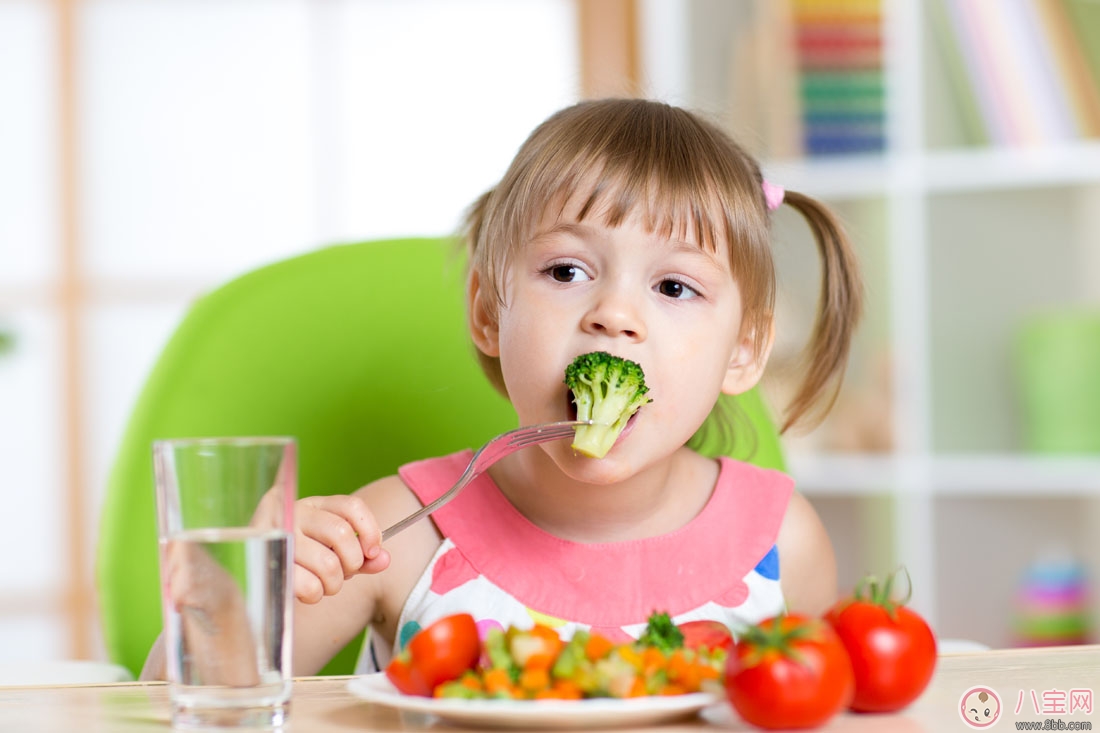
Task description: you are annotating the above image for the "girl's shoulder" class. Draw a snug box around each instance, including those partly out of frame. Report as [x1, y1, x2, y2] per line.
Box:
[355, 449, 474, 531]
[394, 450, 475, 504]
[774, 488, 838, 616]
[354, 472, 424, 533]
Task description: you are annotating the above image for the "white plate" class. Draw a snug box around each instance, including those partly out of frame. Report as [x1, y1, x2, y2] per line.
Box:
[347, 673, 723, 730]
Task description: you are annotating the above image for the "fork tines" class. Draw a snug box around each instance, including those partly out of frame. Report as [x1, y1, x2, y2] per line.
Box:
[509, 421, 587, 446]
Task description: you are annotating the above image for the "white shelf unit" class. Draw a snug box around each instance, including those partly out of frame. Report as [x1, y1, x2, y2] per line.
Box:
[640, 0, 1100, 648]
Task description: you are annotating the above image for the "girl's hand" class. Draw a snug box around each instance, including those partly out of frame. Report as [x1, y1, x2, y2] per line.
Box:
[292, 494, 390, 604]
[162, 540, 260, 686]
[163, 540, 249, 621]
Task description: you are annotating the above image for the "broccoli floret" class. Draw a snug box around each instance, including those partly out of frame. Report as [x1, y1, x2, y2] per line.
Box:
[564, 351, 652, 458]
[637, 611, 684, 653]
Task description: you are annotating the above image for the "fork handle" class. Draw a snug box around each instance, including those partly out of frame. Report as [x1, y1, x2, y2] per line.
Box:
[379, 420, 585, 542]
[380, 469, 471, 541]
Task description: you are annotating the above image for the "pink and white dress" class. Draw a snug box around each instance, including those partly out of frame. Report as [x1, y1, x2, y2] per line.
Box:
[355, 451, 793, 674]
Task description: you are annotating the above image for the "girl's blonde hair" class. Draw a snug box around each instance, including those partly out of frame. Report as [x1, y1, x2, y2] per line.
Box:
[463, 98, 861, 446]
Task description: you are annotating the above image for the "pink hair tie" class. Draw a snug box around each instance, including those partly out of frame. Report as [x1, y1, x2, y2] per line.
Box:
[762, 180, 785, 211]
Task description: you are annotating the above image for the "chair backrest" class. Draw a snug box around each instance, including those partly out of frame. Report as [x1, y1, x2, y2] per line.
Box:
[96, 237, 785, 678]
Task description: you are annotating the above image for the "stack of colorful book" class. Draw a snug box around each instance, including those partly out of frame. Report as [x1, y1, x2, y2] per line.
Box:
[792, 0, 886, 155]
[931, 0, 1100, 146]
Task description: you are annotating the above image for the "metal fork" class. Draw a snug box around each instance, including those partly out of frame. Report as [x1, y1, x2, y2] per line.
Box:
[380, 420, 589, 541]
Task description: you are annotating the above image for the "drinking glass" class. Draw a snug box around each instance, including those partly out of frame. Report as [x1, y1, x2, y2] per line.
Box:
[153, 437, 296, 729]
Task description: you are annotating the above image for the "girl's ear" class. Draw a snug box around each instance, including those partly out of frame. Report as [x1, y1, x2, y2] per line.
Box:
[721, 320, 774, 396]
[467, 269, 500, 357]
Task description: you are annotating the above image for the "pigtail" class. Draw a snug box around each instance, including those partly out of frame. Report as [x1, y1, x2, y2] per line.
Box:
[777, 190, 863, 433]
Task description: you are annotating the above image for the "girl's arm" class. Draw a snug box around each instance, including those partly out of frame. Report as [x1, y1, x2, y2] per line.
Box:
[776, 491, 838, 616]
[292, 575, 377, 675]
[291, 475, 440, 676]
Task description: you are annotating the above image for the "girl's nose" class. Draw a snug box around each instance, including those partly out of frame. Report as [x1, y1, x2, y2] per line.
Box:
[581, 288, 647, 341]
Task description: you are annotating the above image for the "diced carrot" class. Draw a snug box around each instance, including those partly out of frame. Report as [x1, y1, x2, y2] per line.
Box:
[535, 679, 583, 700]
[483, 667, 514, 696]
[519, 666, 551, 693]
[666, 650, 702, 689]
[628, 676, 649, 697]
[551, 678, 584, 699]
[641, 646, 666, 675]
[584, 633, 615, 661]
[697, 663, 721, 680]
[666, 649, 690, 680]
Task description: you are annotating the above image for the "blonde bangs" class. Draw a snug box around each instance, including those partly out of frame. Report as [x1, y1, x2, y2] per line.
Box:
[475, 100, 774, 323]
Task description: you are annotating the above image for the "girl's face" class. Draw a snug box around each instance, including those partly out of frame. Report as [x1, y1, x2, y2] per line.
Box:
[471, 197, 767, 483]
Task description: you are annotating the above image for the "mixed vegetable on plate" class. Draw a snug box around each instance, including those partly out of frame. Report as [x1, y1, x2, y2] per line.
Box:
[386, 611, 728, 701]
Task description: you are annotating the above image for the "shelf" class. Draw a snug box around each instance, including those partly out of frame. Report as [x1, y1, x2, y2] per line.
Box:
[790, 453, 1100, 497]
[922, 143, 1100, 193]
[762, 141, 1100, 202]
[787, 453, 896, 495]
[930, 455, 1100, 496]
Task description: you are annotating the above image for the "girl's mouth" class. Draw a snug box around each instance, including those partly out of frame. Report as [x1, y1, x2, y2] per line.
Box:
[616, 409, 640, 443]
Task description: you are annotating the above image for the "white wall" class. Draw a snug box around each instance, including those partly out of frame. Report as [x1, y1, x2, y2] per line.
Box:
[0, 0, 579, 663]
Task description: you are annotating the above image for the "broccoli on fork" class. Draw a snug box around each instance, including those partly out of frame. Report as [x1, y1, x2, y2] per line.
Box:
[564, 351, 652, 458]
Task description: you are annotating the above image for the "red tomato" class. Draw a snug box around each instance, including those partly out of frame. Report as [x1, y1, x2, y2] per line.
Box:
[824, 571, 938, 713]
[385, 613, 481, 697]
[725, 614, 854, 730]
[678, 620, 734, 652]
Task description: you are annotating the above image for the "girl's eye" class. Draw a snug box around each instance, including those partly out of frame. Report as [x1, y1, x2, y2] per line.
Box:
[546, 264, 589, 283]
[656, 278, 698, 300]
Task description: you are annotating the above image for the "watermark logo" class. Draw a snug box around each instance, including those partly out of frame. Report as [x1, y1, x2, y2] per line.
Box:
[1016, 688, 1094, 716]
[960, 685, 1094, 729]
[961, 686, 1003, 728]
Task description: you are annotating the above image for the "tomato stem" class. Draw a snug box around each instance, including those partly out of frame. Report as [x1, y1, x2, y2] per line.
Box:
[852, 565, 914, 618]
[739, 616, 820, 669]
[895, 565, 914, 606]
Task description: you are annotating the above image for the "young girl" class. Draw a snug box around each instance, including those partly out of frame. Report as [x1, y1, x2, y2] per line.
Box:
[284, 97, 862, 677]
[145, 98, 862, 679]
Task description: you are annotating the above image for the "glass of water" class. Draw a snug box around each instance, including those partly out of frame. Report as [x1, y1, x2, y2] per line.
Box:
[153, 437, 296, 730]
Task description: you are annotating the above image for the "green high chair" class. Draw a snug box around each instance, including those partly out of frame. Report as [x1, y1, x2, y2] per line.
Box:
[96, 237, 785, 678]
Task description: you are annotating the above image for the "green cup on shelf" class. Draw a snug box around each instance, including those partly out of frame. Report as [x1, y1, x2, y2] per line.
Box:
[1015, 310, 1100, 454]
